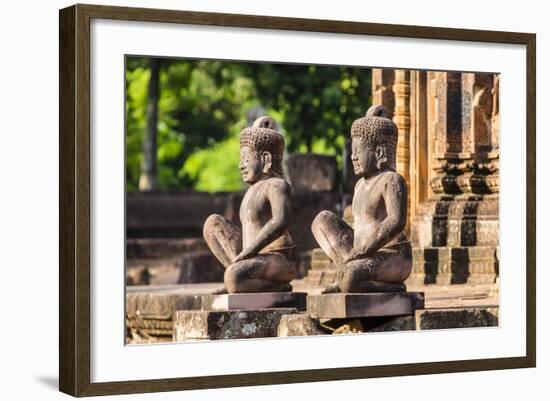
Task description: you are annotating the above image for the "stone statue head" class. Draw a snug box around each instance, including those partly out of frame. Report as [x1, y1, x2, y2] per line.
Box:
[350, 105, 398, 176]
[239, 116, 284, 184]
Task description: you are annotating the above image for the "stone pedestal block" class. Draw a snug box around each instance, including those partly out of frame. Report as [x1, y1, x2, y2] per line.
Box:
[277, 314, 325, 337]
[126, 292, 202, 320]
[321, 315, 416, 333]
[286, 153, 338, 191]
[126, 288, 204, 343]
[174, 308, 297, 340]
[307, 292, 425, 319]
[415, 308, 498, 330]
[201, 292, 307, 311]
[177, 251, 225, 284]
[367, 315, 416, 332]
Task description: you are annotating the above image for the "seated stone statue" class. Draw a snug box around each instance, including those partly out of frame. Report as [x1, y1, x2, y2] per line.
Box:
[203, 116, 298, 293]
[311, 105, 412, 294]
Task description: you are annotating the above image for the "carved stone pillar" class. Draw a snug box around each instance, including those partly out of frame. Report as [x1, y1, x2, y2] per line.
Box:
[429, 72, 463, 196]
[393, 70, 411, 190]
[456, 73, 499, 196]
[410, 72, 499, 286]
[409, 71, 429, 225]
[372, 69, 395, 118]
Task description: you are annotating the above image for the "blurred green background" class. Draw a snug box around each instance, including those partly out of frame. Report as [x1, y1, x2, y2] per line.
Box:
[125, 57, 372, 192]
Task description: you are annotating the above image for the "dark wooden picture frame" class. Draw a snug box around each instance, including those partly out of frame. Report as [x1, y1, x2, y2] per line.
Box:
[59, 3, 536, 397]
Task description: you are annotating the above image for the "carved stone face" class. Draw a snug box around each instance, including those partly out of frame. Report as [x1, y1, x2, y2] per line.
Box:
[351, 138, 385, 177]
[240, 146, 264, 184]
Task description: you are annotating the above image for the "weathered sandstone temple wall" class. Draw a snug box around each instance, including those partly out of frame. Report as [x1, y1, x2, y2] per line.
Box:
[373, 69, 500, 285]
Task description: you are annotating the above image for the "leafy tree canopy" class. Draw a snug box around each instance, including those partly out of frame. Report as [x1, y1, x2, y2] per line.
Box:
[125, 57, 371, 192]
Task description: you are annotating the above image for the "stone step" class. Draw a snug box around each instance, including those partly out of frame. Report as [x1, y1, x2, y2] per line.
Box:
[311, 259, 337, 270]
[301, 270, 338, 286]
[410, 262, 498, 276]
[410, 262, 498, 275]
[410, 245, 498, 286]
[126, 291, 203, 320]
[320, 307, 499, 333]
[407, 283, 499, 309]
[126, 237, 208, 259]
[172, 306, 499, 341]
[304, 247, 498, 286]
[311, 248, 330, 261]
[126, 250, 225, 286]
[412, 246, 498, 262]
[126, 283, 499, 343]
[407, 272, 498, 286]
[126, 284, 216, 344]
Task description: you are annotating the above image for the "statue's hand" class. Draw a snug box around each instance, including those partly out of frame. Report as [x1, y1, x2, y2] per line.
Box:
[233, 249, 255, 263]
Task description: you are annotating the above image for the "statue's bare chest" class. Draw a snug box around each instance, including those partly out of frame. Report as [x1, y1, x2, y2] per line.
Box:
[240, 184, 270, 224]
[352, 177, 384, 218]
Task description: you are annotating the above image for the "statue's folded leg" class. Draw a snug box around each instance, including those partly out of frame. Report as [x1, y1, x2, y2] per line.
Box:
[203, 214, 242, 268]
[224, 253, 296, 293]
[337, 242, 413, 293]
[311, 210, 354, 265]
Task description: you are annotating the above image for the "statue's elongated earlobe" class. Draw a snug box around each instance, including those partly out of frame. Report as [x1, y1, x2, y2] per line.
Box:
[262, 151, 273, 174]
[376, 145, 388, 170]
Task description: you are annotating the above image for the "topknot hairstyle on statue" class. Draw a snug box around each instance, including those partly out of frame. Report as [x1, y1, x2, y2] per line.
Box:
[240, 116, 285, 176]
[351, 105, 398, 171]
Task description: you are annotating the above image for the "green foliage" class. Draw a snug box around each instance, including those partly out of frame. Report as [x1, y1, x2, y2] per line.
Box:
[249, 64, 371, 157]
[181, 135, 243, 192]
[125, 63, 149, 190]
[125, 57, 371, 192]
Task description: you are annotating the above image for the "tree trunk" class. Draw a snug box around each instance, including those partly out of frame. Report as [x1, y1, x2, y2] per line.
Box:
[306, 132, 313, 153]
[139, 58, 160, 190]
